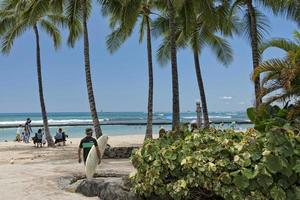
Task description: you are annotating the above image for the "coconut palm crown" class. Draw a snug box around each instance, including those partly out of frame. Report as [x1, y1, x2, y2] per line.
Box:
[253, 31, 300, 118]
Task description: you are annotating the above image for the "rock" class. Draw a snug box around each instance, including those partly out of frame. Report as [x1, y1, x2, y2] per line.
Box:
[10, 159, 14, 164]
[75, 177, 141, 200]
[103, 146, 139, 159]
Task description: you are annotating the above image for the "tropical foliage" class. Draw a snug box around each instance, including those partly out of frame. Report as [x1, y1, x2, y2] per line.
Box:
[130, 126, 300, 200]
[253, 31, 300, 119]
[247, 104, 300, 132]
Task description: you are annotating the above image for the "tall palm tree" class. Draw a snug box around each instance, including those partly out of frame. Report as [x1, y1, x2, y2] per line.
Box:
[154, 0, 182, 131]
[167, 0, 180, 131]
[231, 0, 272, 108]
[188, 3, 234, 128]
[253, 31, 300, 110]
[231, 0, 299, 107]
[101, 0, 155, 140]
[0, 0, 65, 146]
[154, 1, 235, 128]
[65, 0, 102, 138]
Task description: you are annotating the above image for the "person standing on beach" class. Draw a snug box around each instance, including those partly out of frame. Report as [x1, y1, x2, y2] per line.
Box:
[24, 118, 32, 143]
[16, 124, 23, 142]
[78, 128, 101, 165]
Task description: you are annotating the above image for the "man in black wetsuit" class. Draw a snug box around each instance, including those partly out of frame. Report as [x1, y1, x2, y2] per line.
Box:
[78, 128, 101, 165]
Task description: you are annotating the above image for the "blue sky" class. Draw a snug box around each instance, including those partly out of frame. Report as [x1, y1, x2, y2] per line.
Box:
[0, 6, 298, 113]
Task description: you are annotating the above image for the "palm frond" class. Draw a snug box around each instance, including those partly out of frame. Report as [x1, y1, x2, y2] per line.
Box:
[40, 19, 61, 49]
[106, 26, 128, 53]
[205, 34, 233, 66]
[260, 38, 298, 54]
[242, 7, 270, 45]
[156, 35, 171, 66]
[1, 19, 28, 54]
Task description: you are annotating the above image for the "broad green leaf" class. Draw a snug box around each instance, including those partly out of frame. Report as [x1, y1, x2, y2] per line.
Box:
[270, 186, 286, 200]
[265, 155, 283, 173]
[233, 174, 249, 189]
[257, 174, 273, 188]
[293, 163, 300, 173]
[241, 168, 258, 179]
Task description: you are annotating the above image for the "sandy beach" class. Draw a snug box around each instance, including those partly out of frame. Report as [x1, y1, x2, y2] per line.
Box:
[0, 134, 151, 200]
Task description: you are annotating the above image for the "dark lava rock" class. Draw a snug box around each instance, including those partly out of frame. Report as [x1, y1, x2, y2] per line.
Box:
[76, 177, 141, 200]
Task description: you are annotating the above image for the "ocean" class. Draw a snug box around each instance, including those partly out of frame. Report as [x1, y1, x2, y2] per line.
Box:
[0, 112, 252, 141]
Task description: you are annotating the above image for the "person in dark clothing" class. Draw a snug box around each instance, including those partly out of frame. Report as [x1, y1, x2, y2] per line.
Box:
[33, 129, 43, 148]
[78, 128, 101, 165]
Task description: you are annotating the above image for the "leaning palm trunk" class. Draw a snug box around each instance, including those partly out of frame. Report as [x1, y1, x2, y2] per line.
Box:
[33, 25, 54, 147]
[145, 17, 154, 140]
[167, 0, 180, 131]
[193, 51, 209, 128]
[82, 0, 102, 138]
[246, 0, 262, 107]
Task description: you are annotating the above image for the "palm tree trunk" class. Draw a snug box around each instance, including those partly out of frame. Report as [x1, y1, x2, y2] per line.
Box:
[167, 0, 180, 131]
[82, 0, 102, 138]
[246, 0, 262, 107]
[193, 51, 209, 128]
[145, 17, 153, 140]
[33, 24, 54, 147]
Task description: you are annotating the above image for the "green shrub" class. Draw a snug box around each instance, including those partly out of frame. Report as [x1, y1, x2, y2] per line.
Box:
[130, 127, 300, 200]
[247, 104, 300, 132]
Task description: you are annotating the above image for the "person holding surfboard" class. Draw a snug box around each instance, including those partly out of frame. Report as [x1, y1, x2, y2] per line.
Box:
[78, 128, 101, 165]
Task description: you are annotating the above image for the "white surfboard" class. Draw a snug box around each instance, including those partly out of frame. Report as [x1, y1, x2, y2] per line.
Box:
[85, 135, 108, 179]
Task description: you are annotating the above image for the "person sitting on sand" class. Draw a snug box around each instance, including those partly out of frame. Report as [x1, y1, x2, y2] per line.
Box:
[33, 129, 43, 148]
[54, 128, 67, 145]
[78, 128, 101, 165]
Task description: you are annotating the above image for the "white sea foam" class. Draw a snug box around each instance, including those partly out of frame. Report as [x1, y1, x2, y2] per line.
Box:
[183, 115, 233, 119]
[0, 118, 108, 126]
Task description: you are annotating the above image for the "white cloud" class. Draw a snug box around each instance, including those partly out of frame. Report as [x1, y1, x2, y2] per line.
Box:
[220, 96, 233, 100]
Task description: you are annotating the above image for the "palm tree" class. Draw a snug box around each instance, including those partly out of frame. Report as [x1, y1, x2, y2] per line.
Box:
[101, 0, 155, 140]
[189, 3, 234, 128]
[231, 0, 300, 108]
[65, 0, 102, 138]
[231, 0, 273, 108]
[167, 0, 180, 131]
[253, 31, 300, 110]
[0, 0, 65, 147]
[154, 1, 235, 128]
[153, 0, 182, 131]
